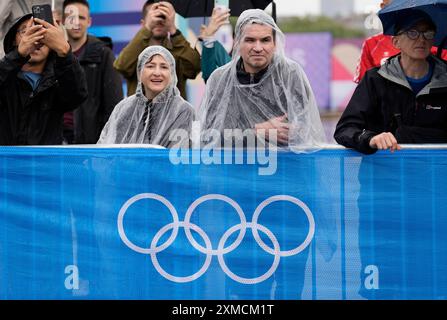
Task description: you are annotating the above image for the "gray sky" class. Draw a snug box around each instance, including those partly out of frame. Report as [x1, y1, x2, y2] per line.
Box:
[271, 0, 383, 17]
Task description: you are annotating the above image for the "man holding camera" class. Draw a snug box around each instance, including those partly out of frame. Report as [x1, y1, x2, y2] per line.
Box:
[114, 0, 201, 99]
[0, 13, 87, 145]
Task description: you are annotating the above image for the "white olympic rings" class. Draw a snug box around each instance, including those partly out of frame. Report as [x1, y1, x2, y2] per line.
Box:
[117, 193, 315, 284]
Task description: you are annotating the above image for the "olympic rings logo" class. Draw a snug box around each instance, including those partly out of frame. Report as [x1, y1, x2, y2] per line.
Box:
[117, 193, 315, 284]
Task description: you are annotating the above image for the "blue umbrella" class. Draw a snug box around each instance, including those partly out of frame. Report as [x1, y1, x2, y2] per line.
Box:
[378, 0, 447, 48]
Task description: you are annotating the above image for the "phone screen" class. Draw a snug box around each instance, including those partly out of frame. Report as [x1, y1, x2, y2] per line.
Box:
[215, 0, 230, 8]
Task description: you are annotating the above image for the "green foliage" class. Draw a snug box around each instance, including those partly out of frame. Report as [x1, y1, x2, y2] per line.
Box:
[229, 16, 238, 29]
[277, 16, 365, 38]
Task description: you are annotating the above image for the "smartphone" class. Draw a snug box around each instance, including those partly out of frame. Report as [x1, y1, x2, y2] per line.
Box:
[32, 4, 54, 25]
[215, 0, 230, 9]
[215, 0, 230, 23]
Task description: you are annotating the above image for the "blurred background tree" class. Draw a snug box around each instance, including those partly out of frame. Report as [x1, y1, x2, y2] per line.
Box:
[229, 16, 366, 38]
[278, 16, 365, 38]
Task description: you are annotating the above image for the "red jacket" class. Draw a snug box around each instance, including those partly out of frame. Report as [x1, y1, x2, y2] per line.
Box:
[354, 33, 447, 83]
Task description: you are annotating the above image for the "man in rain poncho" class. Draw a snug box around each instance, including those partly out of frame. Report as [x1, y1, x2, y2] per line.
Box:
[97, 46, 194, 148]
[198, 9, 325, 149]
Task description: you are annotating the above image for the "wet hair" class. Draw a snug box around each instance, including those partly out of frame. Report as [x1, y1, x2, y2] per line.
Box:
[244, 21, 276, 42]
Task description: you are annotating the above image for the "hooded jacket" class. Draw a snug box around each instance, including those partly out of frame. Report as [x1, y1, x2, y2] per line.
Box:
[0, 14, 88, 145]
[0, 0, 64, 58]
[334, 54, 447, 154]
[113, 27, 201, 99]
[67, 35, 123, 144]
[98, 46, 195, 148]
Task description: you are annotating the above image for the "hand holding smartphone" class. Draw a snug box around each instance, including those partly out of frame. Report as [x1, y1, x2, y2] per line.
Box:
[32, 4, 54, 26]
[31, 4, 70, 57]
[214, 0, 230, 24]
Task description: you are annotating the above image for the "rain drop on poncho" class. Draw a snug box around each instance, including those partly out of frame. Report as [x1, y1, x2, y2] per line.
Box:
[198, 9, 325, 148]
[98, 46, 194, 148]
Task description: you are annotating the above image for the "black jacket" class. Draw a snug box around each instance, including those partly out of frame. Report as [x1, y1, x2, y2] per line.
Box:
[69, 35, 123, 144]
[236, 58, 268, 84]
[0, 19, 88, 145]
[334, 55, 447, 154]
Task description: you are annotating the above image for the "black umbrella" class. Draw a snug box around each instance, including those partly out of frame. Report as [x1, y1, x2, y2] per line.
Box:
[168, 0, 276, 21]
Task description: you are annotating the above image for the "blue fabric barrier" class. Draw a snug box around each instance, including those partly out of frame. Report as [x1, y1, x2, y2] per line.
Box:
[0, 147, 446, 299]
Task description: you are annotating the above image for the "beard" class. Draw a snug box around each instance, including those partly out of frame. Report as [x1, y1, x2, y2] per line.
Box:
[247, 59, 268, 71]
[152, 34, 166, 41]
[67, 30, 84, 41]
[151, 25, 168, 40]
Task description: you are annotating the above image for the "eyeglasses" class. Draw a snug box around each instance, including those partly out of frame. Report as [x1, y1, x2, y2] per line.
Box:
[16, 28, 27, 36]
[398, 29, 436, 40]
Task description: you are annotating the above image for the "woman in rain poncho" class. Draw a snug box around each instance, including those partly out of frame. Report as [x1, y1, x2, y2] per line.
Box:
[198, 9, 325, 148]
[98, 46, 194, 148]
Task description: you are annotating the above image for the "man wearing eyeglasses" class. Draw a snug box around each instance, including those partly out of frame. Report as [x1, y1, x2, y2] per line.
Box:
[354, 0, 447, 84]
[335, 11, 447, 299]
[0, 14, 87, 145]
[0, 1, 66, 58]
[334, 9, 447, 154]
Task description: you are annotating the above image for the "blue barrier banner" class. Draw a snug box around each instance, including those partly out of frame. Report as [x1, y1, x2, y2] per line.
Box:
[1, 147, 446, 300]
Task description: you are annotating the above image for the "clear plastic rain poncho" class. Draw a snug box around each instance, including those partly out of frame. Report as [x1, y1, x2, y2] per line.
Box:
[98, 46, 194, 148]
[198, 9, 326, 148]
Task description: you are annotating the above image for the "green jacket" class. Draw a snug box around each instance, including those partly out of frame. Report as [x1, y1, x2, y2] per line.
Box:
[201, 40, 231, 83]
[113, 27, 201, 99]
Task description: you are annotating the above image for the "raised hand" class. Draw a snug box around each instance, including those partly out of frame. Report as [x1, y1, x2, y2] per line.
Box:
[33, 18, 70, 57]
[17, 18, 46, 57]
[200, 7, 231, 39]
[155, 1, 177, 34]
